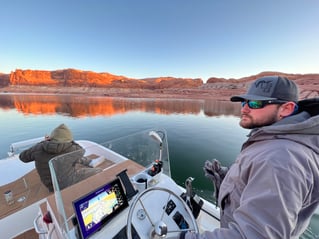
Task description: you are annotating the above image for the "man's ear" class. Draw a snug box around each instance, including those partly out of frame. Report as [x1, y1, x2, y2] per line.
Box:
[280, 102, 297, 117]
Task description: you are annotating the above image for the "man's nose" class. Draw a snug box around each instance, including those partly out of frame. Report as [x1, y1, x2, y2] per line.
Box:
[241, 103, 250, 112]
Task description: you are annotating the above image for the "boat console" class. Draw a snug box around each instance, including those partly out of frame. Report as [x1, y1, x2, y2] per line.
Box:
[38, 160, 198, 239]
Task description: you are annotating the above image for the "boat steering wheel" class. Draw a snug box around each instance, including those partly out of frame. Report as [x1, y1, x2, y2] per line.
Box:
[126, 187, 199, 239]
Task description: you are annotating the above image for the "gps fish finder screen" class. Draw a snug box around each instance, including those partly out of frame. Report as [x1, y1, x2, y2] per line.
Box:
[73, 178, 128, 239]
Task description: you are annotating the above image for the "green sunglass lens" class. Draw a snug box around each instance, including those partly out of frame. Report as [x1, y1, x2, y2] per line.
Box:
[248, 101, 263, 109]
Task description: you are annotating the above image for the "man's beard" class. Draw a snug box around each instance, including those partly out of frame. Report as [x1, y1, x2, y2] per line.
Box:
[239, 111, 279, 129]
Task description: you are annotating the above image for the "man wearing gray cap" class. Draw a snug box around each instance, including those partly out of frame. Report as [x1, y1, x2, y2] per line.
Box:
[181, 76, 319, 239]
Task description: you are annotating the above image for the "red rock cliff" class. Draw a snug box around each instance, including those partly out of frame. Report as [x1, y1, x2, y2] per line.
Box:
[1, 69, 318, 99]
[8, 69, 203, 89]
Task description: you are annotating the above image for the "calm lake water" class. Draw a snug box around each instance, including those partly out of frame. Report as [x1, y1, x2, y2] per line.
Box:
[0, 93, 248, 202]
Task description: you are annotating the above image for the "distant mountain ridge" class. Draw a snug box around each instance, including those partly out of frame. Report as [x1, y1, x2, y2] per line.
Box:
[0, 69, 203, 89]
[0, 69, 318, 100]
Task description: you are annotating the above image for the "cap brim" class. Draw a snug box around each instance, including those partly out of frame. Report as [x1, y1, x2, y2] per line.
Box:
[230, 94, 278, 102]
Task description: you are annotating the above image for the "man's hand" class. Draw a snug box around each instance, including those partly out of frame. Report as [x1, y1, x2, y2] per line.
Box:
[203, 159, 228, 204]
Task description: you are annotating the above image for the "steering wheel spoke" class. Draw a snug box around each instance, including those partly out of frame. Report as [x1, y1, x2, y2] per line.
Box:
[137, 197, 155, 226]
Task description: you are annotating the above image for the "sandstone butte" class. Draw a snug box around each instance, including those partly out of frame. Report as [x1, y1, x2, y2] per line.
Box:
[0, 69, 318, 101]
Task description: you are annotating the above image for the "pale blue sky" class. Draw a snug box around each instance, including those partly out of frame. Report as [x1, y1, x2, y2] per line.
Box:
[1, 0, 318, 81]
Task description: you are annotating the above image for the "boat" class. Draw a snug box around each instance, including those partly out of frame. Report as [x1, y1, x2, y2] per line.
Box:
[0, 129, 221, 239]
[0, 129, 318, 239]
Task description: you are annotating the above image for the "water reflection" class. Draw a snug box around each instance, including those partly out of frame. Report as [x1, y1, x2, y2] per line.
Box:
[0, 94, 241, 117]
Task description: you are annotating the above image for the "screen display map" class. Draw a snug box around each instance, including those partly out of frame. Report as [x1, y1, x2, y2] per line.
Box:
[73, 178, 128, 239]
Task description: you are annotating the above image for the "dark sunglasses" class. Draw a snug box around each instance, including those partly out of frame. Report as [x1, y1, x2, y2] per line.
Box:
[241, 100, 288, 109]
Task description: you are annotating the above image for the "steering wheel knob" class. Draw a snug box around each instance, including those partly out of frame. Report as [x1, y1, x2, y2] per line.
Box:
[150, 221, 168, 238]
[155, 221, 167, 236]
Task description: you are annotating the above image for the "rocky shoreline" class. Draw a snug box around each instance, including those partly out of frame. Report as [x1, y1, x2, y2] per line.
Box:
[1, 83, 317, 101]
[0, 85, 241, 101]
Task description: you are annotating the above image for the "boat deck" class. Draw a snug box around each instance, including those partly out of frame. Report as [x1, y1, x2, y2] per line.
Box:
[12, 228, 37, 239]
[0, 168, 50, 220]
[0, 155, 134, 220]
[1, 155, 145, 238]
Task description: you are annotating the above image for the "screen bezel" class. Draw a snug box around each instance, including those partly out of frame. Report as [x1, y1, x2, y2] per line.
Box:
[72, 177, 129, 239]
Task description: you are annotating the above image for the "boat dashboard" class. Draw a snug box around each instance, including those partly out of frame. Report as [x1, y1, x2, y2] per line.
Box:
[72, 173, 196, 239]
[41, 160, 202, 239]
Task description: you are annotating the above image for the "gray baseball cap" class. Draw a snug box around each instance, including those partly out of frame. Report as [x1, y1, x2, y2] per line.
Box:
[230, 76, 299, 102]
